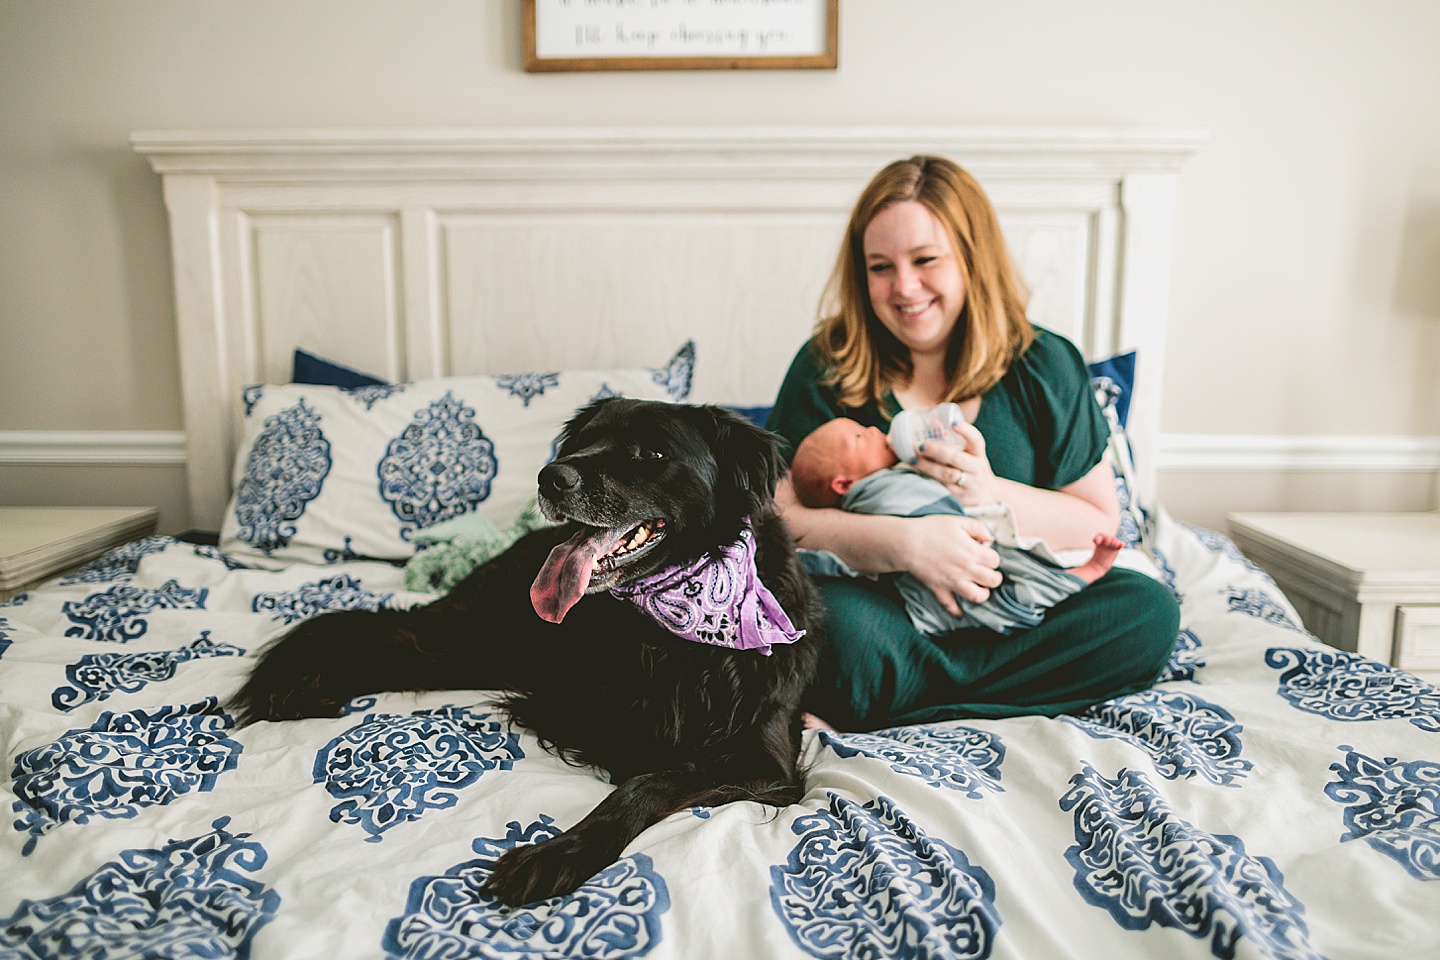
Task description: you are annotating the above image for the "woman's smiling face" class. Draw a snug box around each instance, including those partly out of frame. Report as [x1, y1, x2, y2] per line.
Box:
[862, 200, 966, 359]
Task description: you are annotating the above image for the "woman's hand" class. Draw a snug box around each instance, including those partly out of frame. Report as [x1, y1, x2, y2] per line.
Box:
[912, 424, 1123, 552]
[896, 514, 1003, 615]
[911, 419, 996, 506]
[775, 474, 1002, 614]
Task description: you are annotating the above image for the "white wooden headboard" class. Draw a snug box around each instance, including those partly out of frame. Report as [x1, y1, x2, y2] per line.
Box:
[132, 127, 1204, 529]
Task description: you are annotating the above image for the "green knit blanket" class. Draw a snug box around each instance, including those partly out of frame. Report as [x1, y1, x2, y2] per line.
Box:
[404, 498, 555, 594]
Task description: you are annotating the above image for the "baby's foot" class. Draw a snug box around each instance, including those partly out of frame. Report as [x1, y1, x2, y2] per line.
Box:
[1070, 533, 1125, 584]
[802, 712, 837, 732]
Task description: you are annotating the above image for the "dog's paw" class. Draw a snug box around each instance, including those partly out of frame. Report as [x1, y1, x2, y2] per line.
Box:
[233, 610, 391, 724]
[231, 671, 345, 726]
[483, 834, 598, 907]
[232, 645, 342, 724]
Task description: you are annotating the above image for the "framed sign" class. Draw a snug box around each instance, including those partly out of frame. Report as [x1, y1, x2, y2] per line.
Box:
[523, 0, 838, 72]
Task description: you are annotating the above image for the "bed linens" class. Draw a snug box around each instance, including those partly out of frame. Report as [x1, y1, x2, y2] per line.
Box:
[1, 508, 1437, 959]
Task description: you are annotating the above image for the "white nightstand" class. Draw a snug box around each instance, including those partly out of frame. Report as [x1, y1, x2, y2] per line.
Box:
[1226, 512, 1440, 683]
[0, 506, 160, 601]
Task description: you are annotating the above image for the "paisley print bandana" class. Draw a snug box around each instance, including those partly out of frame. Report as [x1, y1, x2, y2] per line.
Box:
[609, 527, 804, 655]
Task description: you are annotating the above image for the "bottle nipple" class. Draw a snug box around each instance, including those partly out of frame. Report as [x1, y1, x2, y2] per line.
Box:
[888, 403, 965, 464]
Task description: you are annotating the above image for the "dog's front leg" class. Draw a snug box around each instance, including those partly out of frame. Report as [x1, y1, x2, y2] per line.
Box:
[480, 769, 708, 906]
[483, 747, 802, 907]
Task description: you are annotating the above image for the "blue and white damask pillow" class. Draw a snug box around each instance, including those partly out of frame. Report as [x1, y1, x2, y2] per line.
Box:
[220, 342, 695, 565]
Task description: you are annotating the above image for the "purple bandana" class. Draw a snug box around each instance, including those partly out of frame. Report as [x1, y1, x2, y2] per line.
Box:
[609, 527, 804, 655]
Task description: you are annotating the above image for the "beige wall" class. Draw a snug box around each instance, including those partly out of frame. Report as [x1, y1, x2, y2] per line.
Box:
[2, 0, 1438, 534]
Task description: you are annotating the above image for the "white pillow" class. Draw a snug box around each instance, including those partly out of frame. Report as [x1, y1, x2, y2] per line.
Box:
[220, 342, 695, 565]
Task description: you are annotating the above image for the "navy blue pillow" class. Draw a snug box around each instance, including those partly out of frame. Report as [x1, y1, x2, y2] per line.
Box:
[1087, 351, 1136, 428]
[725, 405, 773, 429]
[291, 349, 388, 388]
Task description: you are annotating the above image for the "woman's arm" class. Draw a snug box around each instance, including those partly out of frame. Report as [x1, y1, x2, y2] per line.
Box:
[909, 419, 1120, 551]
[775, 475, 1004, 614]
[990, 462, 1119, 550]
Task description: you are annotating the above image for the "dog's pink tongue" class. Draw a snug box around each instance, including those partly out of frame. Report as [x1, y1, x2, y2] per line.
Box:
[531, 531, 602, 623]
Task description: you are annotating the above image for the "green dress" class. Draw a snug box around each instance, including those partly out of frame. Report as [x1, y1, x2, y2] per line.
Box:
[767, 327, 1180, 730]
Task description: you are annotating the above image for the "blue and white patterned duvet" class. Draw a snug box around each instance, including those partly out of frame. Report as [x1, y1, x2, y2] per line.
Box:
[2, 508, 1437, 959]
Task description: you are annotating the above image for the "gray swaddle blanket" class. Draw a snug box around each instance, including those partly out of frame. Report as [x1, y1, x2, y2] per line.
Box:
[800, 468, 1085, 636]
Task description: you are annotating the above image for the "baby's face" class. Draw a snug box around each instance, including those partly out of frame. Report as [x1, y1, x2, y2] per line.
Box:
[815, 418, 896, 478]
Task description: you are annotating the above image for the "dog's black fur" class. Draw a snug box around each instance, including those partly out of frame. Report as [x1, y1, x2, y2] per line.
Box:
[232, 398, 822, 906]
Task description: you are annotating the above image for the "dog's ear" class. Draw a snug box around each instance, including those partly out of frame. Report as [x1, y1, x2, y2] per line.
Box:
[555, 397, 622, 456]
[700, 405, 786, 510]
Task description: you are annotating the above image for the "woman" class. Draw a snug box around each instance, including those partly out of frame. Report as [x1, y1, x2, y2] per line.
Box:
[767, 155, 1180, 731]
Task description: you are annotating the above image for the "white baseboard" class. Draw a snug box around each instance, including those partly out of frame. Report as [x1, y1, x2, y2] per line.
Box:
[0, 431, 188, 466]
[1, 430, 1437, 473]
[1157, 434, 1440, 472]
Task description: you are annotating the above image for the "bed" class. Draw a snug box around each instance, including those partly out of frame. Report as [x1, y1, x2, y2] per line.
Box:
[3, 127, 1437, 959]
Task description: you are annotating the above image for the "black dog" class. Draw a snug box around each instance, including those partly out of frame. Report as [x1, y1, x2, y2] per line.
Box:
[232, 398, 821, 906]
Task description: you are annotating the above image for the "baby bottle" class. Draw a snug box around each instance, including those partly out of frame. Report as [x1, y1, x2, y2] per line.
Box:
[888, 402, 966, 464]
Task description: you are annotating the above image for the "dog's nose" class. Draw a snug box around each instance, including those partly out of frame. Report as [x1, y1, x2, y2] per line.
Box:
[538, 461, 581, 499]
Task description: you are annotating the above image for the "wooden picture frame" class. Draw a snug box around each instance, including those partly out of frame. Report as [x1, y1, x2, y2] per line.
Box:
[523, 0, 838, 72]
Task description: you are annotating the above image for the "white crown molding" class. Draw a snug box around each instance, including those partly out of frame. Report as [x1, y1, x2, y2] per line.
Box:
[131, 125, 1210, 179]
[0, 431, 188, 466]
[1, 429, 1436, 474]
[1157, 434, 1440, 473]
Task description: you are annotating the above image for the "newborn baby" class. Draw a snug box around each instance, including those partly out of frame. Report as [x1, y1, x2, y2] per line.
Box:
[790, 416, 1122, 637]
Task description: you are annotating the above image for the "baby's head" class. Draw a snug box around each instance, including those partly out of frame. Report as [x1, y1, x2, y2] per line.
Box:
[791, 417, 898, 507]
